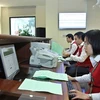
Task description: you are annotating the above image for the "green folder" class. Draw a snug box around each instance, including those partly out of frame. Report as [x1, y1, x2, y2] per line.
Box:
[51, 41, 64, 56]
[33, 70, 68, 81]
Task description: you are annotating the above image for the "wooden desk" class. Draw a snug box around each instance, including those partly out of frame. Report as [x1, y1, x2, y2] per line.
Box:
[0, 35, 81, 100]
[0, 63, 81, 100]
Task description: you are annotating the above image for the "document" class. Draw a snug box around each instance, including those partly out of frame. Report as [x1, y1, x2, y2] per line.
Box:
[33, 70, 68, 81]
[51, 41, 64, 56]
[18, 78, 62, 95]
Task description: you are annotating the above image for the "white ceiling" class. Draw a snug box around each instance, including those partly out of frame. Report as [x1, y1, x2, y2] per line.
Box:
[0, 0, 45, 7]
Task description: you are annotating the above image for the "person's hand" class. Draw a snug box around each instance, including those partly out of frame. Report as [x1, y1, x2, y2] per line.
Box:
[68, 75, 76, 81]
[63, 51, 66, 57]
[63, 51, 70, 57]
[70, 89, 90, 100]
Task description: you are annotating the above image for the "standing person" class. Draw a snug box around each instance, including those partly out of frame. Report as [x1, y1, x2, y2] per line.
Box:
[63, 34, 78, 57]
[68, 29, 100, 100]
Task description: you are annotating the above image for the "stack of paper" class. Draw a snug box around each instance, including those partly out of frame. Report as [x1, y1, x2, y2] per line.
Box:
[33, 70, 68, 81]
[18, 78, 62, 95]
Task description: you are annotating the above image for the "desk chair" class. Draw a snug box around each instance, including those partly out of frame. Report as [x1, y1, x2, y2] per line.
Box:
[65, 64, 89, 77]
[75, 66, 89, 76]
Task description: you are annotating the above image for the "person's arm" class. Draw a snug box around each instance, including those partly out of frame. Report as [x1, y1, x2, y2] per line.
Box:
[68, 43, 78, 54]
[70, 90, 90, 100]
[70, 90, 100, 100]
[63, 51, 70, 57]
[70, 46, 88, 62]
[68, 74, 100, 100]
[90, 93, 100, 100]
[68, 73, 91, 83]
[75, 73, 91, 83]
[63, 44, 77, 57]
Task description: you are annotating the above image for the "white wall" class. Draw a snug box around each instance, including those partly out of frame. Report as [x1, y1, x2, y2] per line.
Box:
[1, 6, 36, 34]
[46, 0, 87, 47]
[1, 6, 46, 35]
[58, 0, 86, 12]
[0, 7, 1, 34]
[1, 7, 9, 34]
[46, 0, 58, 40]
[87, 0, 100, 29]
[36, 6, 45, 27]
[45, 0, 100, 48]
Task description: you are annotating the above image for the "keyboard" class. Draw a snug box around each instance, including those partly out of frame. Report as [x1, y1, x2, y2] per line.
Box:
[66, 80, 75, 100]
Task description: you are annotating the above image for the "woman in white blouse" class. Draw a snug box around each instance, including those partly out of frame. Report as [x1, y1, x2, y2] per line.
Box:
[68, 29, 100, 100]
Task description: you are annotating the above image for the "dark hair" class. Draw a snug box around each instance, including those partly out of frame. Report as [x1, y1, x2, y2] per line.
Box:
[85, 29, 100, 55]
[74, 32, 84, 41]
[66, 34, 74, 40]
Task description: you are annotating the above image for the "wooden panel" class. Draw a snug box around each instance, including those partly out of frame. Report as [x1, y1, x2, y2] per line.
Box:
[15, 42, 31, 63]
[0, 34, 51, 45]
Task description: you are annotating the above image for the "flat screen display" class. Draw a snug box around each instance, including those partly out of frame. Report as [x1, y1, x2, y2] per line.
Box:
[9, 16, 36, 36]
[59, 13, 86, 29]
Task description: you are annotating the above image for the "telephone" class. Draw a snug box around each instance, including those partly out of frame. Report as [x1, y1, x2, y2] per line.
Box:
[29, 48, 58, 68]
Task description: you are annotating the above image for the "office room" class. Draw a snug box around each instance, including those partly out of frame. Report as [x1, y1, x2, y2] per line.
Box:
[0, 0, 100, 100]
[0, 0, 100, 47]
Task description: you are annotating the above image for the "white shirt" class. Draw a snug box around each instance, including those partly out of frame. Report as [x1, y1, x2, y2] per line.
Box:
[70, 42, 88, 62]
[66, 40, 78, 55]
[75, 55, 100, 100]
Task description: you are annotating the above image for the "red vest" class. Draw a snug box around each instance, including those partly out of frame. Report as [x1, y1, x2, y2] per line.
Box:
[72, 41, 78, 55]
[77, 45, 83, 56]
[76, 57, 93, 71]
[75, 45, 93, 71]
[89, 62, 100, 93]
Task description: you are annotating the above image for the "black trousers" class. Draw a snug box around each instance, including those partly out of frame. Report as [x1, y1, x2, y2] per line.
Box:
[65, 64, 89, 77]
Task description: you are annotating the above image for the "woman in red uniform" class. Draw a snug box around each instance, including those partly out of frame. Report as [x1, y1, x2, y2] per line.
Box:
[68, 29, 100, 100]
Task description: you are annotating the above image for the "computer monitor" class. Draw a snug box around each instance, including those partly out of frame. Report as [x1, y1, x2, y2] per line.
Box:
[0, 44, 19, 80]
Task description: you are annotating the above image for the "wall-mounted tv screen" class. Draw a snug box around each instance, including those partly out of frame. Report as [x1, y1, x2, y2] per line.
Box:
[59, 13, 86, 29]
[9, 16, 36, 36]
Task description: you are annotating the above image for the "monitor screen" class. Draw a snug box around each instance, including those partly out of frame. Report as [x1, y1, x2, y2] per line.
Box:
[9, 16, 36, 36]
[59, 13, 86, 29]
[0, 44, 19, 80]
